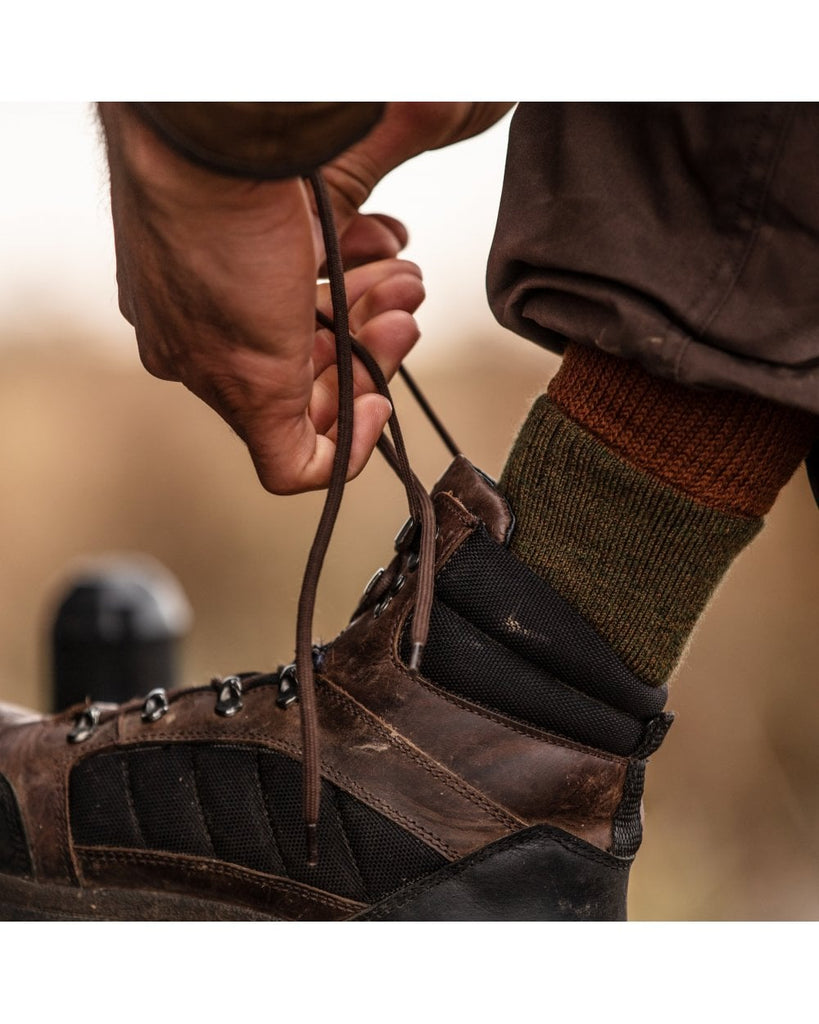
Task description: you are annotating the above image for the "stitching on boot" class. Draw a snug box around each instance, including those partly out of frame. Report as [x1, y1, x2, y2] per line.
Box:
[319, 679, 524, 829]
[76, 846, 366, 913]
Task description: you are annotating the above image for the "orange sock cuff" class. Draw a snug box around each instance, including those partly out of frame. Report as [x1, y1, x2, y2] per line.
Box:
[547, 344, 819, 517]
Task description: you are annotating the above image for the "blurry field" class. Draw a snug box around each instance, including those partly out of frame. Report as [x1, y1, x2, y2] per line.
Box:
[1, 323, 819, 920]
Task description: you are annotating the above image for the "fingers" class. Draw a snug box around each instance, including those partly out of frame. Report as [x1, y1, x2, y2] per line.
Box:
[344, 394, 393, 480]
[140, 252, 421, 496]
[310, 256, 424, 441]
[333, 212, 410, 269]
[245, 393, 392, 494]
[316, 258, 423, 328]
[186, 340, 397, 495]
[252, 255, 421, 484]
[314, 258, 424, 376]
[309, 310, 418, 436]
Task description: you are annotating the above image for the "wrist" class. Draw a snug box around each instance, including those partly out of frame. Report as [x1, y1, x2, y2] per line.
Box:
[99, 101, 312, 253]
[100, 102, 269, 210]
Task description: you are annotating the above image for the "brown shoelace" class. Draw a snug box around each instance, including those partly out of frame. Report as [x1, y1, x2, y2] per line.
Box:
[298, 171, 459, 863]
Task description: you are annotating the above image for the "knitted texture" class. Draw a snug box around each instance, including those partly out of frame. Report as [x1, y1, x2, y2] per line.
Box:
[547, 344, 818, 517]
[499, 399, 762, 685]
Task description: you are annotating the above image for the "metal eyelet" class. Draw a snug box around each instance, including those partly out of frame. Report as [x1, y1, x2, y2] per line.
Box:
[406, 551, 420, 573]
[363, 567, 385, 596]
[213, 675, 243, 717]
[68, 705, 101, 744]
[394, 517, 418, 551]
[141, 687, 169, 723]
[373, 596, 391, 618]
[390, 574, 406, 596]
[276, 664, 299, 709]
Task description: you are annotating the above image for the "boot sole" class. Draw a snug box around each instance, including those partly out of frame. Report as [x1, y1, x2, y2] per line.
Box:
[0, 872, 280, 921]
[0, 825, 629, 921]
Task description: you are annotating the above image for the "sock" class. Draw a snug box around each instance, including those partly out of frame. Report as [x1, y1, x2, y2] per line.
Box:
[499, 344, 819, 687]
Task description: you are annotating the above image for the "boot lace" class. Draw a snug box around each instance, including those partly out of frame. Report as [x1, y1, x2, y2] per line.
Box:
[296, 170, 459, 862]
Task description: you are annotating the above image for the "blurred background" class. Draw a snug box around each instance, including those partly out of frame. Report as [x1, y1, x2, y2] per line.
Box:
[1, 103, 819, 921]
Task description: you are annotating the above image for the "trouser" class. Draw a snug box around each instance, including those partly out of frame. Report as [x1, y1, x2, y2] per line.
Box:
[487, 102, 819, 417]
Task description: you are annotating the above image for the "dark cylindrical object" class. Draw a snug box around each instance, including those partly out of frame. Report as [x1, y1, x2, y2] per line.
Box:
[50, 555, 192, 712]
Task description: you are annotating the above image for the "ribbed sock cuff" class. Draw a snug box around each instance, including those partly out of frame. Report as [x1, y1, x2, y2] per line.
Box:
[499, 399, 762, 685]
[547, 344, 819, 517]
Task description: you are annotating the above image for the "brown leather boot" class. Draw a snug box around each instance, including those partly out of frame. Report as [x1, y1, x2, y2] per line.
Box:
[0, 454, 670, 920]
[0, 170, 672, 919]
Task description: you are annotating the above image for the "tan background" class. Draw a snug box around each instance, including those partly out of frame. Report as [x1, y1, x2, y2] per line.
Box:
[1, 322, 818, 921]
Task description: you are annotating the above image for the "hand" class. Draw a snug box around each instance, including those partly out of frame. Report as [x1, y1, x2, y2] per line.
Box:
[322, 103, 515, 267]
[100, 103, 424, 494]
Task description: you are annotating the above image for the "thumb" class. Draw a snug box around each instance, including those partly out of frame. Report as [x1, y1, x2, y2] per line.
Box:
[246, 393, 391, 494]
[345, 393, 393, 481]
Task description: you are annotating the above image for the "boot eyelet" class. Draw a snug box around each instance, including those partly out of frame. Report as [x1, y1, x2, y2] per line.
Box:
[363, 567, 384, 596]
[68, 705, 101, 744]
[394, 517, 418, 551]
[373, 597, 391, 618]
[390, 574, 406, 596]
[213, 675, 243, 717]
[276, 664, 299, 709]
[406, 551, 420, 573]
[141, 688, 169, 723]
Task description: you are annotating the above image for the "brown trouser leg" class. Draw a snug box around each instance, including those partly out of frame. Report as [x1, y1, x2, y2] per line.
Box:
[488, 102, 819, 414]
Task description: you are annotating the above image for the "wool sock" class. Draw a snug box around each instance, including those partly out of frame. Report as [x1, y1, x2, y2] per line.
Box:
[499, 344, 819, 687]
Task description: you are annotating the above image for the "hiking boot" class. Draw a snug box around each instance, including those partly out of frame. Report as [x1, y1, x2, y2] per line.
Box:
[0, 454, 670, 921]
[0, 170, 671, 920]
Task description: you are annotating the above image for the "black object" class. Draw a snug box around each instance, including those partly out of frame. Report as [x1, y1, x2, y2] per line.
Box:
[355, 823, 630, 921]
[0, 773, 31, 878]
[69, 744, 447, 904]
[50, 556, 191, 712]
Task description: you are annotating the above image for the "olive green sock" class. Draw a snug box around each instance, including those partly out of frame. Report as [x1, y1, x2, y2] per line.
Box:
[498, 398, 761, 685]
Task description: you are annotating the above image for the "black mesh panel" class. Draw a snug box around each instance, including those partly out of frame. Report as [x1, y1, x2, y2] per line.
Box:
[127, 746, 214, 857]
[0, 772, 31, 876]
[435, 527, 667, 718]
[71, 751, 144, 848]
[334, 788, 446, 896]
[69, 744, 447, 903]
[256, 751, 367, 901]
[192, 746, 286, 875]
[403, 601, 644, 755]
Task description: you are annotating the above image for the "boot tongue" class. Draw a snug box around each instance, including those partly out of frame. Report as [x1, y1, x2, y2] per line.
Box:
[431, 455, 514, 545]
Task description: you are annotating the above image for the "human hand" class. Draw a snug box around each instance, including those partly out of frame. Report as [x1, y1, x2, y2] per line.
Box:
[322, 102, 515, 267]
[100, 103, 424, 494]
